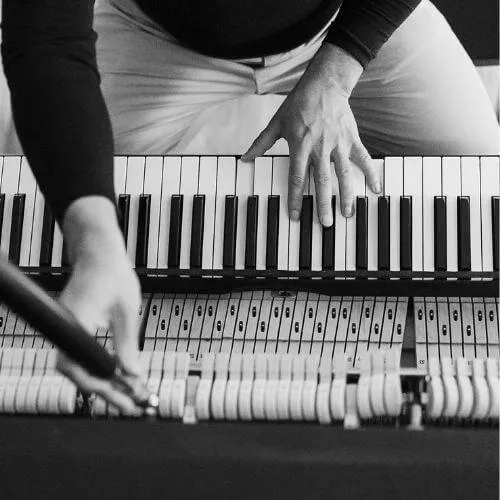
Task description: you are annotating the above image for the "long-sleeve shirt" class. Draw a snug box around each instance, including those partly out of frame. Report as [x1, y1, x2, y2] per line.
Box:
[1, 0, 421, 221]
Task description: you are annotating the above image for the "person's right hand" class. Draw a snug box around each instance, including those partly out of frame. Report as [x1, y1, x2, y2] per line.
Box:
[56, 196, 143, 415]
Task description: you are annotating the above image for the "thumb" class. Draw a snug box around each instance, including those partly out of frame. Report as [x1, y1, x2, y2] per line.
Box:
[109, 299, 142, 377]
[242, 119, 281, 161]
[59, 286, 106, 337]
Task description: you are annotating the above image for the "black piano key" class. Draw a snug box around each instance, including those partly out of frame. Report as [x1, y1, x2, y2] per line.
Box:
[457, 196, 471, 272]
[135, 194, 151, 268]
[434, 196, 447, 272]
[378, 196, 390, 271]
[492, 197, 499, 272]
[223, 195, 238, 270]
[39, 202, 55, 267]
[299, 195, 313, 270]
[266, 195, 280, 270]
[61, 241, 70, 267]
[245, 195, 258, 270]
[9, 194, 25, 265]
[190, 195, 205, 269]
[322, 196, 336, 270]
[168, 195, 183, 268]
[400, 196, 412, 271]
[355, 196, 368, 271]
[118, 194, 130, 244]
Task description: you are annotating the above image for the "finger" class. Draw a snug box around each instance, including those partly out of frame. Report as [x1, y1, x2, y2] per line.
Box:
[59, 287, 105, 334]
[109, 293, 142, 377]
[57, 352, 137, 414]
[287, 146, 309, 220]
[242, 119, 281, 161]
[350, 141, 381, 194]
[332, 147, 354, 218]
[311, 152, 333, 227]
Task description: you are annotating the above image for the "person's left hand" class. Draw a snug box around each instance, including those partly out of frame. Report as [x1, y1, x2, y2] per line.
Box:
[242, 44, 382, 226]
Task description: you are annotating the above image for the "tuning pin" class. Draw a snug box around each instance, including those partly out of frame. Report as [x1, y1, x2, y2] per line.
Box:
[456, 357, 474, 420]
[356, 354, 373, 421]
[471, 359, 490, 421]
[289, 355, 305, 421]
[369, 351, 385, 418]
[440, 357, 459, 419]
[485, 358, 499, 420]
[316, 357, 333, 425]
[195, 353, 215, 421]
[211, 353, 230, 420]
[383, 349, 403, 419]
[238, 354, 254, 421]
[426, 357, 444, 420]
[330, 355, 347, 421]
[277, 355, 293, 421]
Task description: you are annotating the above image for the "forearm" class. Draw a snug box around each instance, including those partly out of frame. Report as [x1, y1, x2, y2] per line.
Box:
[63, 197, 125, 265]
[1, 0, 116, 223]
[325, 0, 422, 68]
[303, 44, 363, 96]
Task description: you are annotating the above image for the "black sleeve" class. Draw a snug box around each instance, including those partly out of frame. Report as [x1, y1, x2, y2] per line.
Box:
[324, 0, 422, 68]
[1, 0, 115, 222]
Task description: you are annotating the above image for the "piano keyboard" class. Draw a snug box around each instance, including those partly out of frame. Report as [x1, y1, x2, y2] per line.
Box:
[0, 156, 498, 287]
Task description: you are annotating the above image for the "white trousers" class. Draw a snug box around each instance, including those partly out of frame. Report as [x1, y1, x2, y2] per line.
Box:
[94, 0, 500, 155]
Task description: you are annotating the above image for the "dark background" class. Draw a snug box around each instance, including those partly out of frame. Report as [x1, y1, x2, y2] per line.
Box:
[434, 0, 499, 61]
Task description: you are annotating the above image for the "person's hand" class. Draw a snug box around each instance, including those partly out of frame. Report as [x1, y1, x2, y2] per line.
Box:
[56, 196, 143, 414]
[243, 44, 382, 225]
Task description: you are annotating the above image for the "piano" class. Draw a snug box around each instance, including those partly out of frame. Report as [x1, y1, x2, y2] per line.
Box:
[0, 155, 498, 499]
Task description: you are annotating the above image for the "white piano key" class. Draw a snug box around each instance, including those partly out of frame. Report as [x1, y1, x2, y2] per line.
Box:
[179, 157, 200, 270]
[287, 160, 300, 272]
[403, 157, 423, 273]
[422, 157, 442, 273]
[442, 157, 461, 273]
[235, 159, 254, 270]
[113, 156, 128, 197]
[345, 166, 365, 272]
[384, 157, 404, 272]
[480, 157, 500, 272]
[332, 172, 346, 271]
[272, 157, 289, 271]
[367, 160, 383, 271]
[461, 157, 482, 272]
[18, 158, 37, 266]
[158, 156, 181, 268]
[308, 169, 323, 271]
[125, 156, 146, 265]
[213, 157, 236, 270]
[144, 156, 164, 269]
[198, 157, 217, 270]
[0, 156, 22, 258]
[28, 185, 45, 267]
[254, 157, 273, 270]
[51, 223, 63, 267]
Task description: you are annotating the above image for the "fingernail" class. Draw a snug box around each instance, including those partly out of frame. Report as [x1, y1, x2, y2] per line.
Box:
[291, 210, 300, 220]
[343, 205, 352, 217]
[321, 215, 333, 227]
[374, 182, 381, 194]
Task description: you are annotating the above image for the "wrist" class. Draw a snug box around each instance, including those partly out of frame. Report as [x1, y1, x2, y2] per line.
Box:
[311, 44, 363, 96]
[62, 196, 125, 264]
